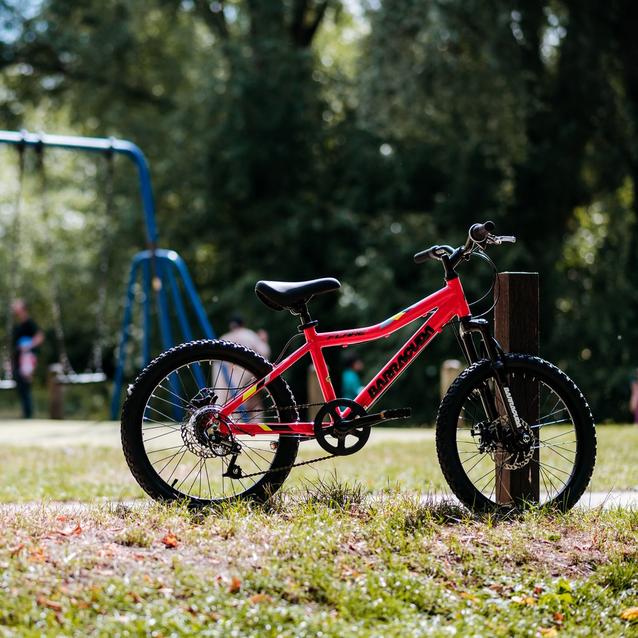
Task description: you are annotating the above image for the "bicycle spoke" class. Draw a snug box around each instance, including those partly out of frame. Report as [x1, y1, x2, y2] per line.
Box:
[454, 364, 582, 507]
[140, 355, 290, 503]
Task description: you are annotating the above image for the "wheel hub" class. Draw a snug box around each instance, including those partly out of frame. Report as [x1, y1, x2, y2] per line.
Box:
[472, 415, 534, 470]
[182, 404, 239, 458]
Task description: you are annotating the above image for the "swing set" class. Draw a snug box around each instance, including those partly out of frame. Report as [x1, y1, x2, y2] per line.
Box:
[0, 129, 216, 418]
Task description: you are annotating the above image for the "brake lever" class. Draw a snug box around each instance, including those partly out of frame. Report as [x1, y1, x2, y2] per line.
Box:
[487, 234, 516, 245]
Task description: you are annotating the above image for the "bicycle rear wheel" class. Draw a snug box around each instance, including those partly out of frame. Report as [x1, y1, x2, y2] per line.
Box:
[121, 340, 299, 507]
[436, 354, 596, 513]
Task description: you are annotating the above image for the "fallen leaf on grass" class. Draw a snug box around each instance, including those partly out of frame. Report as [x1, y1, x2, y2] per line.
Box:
[161, 532, 179, 549]
[60, 524, 82, 537]
[249, 593, 271, 604]
[459, 592, 479, 603]
[37, 596, 63, 612]
[48, 524, 82, 538]
[228, 576, 241, 594]
[8, 543, 25, 557]
[512, 595, 536, 606]
[620, 607, 638, 621]
[553, 612, 565, 623]
[70, 598, 90, 609]
[28, 546, 47, 563]
[184, 605, 220, 620]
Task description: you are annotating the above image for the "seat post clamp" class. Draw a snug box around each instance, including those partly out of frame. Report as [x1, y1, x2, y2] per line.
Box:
[297, 319, 319, 332]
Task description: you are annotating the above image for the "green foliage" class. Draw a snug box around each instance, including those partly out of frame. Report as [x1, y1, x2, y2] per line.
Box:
[1, 0, 638, 419]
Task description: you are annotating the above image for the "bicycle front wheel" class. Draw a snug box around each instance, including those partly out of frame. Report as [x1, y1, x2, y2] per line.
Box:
[436, 354, 596, 513]
[121, 340, 299, 507]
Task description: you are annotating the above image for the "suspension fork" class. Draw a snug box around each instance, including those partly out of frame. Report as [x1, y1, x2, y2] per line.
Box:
[456, 318, 522, 429]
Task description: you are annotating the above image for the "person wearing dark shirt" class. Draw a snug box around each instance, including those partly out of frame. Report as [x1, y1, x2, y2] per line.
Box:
[11, 299, 44, 419]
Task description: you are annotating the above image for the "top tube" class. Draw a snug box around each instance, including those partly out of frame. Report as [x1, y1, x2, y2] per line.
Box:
[315, 277, 470, 347]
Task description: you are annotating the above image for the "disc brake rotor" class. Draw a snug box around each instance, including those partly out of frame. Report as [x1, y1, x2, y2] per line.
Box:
[494, 416, 534, 470]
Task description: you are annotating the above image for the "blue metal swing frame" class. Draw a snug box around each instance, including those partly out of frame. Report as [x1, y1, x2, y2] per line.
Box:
[0, 129, 216, 418]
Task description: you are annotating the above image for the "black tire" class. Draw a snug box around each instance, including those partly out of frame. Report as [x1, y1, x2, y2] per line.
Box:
[121, 339, 299, 507]
[436, 354, 596, 513]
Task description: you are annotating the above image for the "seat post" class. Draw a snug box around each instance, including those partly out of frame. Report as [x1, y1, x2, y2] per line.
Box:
[295, 303, 318, 332]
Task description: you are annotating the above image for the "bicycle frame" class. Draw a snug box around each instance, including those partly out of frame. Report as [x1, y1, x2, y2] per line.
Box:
[220, 276, 471, 437]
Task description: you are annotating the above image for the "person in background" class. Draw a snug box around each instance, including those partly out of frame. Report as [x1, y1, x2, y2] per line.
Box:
[11, 299, 44, 419]
[630, 369, 638, 424]
[341, 352, 364, 399]
[218, 315, 270, 410]
[221, 314, 270, 360]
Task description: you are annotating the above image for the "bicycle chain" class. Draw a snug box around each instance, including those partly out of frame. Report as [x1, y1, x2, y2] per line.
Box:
[228, 401, 338, 480]
[233, 452, 338, 479]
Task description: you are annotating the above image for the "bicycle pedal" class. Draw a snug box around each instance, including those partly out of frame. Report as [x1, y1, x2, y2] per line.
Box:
[379, 408, 412, 420]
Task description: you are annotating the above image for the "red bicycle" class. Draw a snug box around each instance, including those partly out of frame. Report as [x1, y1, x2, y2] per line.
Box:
[122, 222, 596, 512]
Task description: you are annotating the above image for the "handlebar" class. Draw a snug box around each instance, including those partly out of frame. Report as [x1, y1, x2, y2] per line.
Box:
[413, 244, 454, 264]
[413, 221, 516, 276]
[468, 221, 495, 244]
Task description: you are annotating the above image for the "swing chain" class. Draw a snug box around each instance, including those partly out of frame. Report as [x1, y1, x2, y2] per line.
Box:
[91, 148, 115, 374]
[1, 143, 26, 382]
[35, 143, 72, 374]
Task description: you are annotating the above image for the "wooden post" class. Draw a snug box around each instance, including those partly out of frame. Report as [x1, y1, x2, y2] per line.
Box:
[494, 272, 539, 505]
[440, 359, 463, 399]
[307, 364, 323, 421]
[48, 363, 64, 420]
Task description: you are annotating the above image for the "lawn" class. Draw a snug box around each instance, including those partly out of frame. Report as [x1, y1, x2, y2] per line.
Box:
[0, 423, 636, 636]
[0, 424, 635, 503]
[0, 493, 636, 636]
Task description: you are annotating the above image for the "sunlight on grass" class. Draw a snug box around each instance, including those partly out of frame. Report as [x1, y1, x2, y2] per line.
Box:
[0, 424, 633, 503]
[0, 497, 635, 636]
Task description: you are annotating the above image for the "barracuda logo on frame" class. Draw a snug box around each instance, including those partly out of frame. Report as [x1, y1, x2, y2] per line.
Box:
[368, 314, 437, 399]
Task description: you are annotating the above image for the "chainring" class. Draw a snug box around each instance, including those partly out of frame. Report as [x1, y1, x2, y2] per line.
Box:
[313, 399, 369, 456]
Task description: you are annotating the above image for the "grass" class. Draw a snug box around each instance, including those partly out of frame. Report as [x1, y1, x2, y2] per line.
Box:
[0, 492, 636, 636]
[0, 424, 636, 634]
[0, 424, 635, 503]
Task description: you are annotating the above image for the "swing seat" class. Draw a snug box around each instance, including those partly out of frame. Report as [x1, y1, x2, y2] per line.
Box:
[0, 379, 17, 390]
[55, 371, 107, 385]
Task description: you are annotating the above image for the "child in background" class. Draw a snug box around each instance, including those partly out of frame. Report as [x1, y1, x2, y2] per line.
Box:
[341, 352, 364, 399]
[11, 299, 44, 419]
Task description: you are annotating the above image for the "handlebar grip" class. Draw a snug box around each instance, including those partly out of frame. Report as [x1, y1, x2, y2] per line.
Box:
[414, 250, 430, 264]
[414, 245, 454, 264]
[469, 221, 495, 242]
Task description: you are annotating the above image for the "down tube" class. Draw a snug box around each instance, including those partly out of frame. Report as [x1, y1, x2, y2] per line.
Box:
[355, 319, 439, 411]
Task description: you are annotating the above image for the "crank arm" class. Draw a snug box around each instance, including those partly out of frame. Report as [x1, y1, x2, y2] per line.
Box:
[342, 408, 412, 429]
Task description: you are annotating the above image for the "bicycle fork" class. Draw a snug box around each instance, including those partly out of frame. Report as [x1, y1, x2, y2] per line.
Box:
[455, 318, 527, 436]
